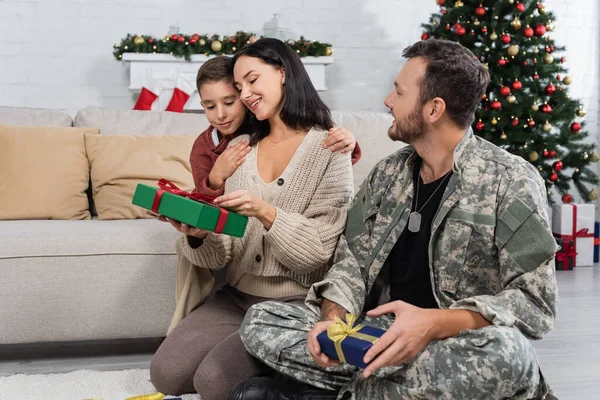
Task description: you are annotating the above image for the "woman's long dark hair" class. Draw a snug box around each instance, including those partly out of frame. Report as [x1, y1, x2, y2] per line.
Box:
[232, 38, 333, 145]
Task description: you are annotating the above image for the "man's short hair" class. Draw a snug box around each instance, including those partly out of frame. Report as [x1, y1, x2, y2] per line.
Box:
[402, 39, 490, 129]
[195, 56, 234, 93]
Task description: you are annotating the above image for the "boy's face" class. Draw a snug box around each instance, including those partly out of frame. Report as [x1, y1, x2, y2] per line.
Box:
[199, 80, 246, 136]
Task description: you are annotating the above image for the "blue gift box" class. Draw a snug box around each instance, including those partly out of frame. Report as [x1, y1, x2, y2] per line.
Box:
[316, 314, 386, 369]
[594, 222, 599, 263]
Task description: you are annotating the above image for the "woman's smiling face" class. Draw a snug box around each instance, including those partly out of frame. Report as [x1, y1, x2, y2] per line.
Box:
[233, 55, 285, 121]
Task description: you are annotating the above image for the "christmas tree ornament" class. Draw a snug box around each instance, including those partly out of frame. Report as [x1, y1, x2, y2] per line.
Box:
[535, 24, 547, 36]
[455, 1, 464, 7]
[541, 104, 552, 113]
[492, 118, 498, 125]
[325, 46, 333, 56]
[576, 107, 587, 117]
[524, 26, 534, 38]
[589, 189, 599, 201]
[501, 34, 511, 44]
[248, 35, 258, 44]
[456, 26, 466, 36]
[147, 38, 154, 44]
[516, 2, 525, 12]
[436, 0, 445, 5]
[529, 151, 539, 161]
[563, 76, 572, 85]
[190, 38, 197, 45]
[507, 95, 517, 104]
[507, 45, 519, 56]
[528, 119, 536, 127]
[531, 104, 539, 112]
[511, 18, 522, 30]
[512, 117, 519, 126]
[500, 131, 507, 140]
[500, 86, 511, 96]
[553, 160, 563, 172]
[549, 150, 556, 158]
[533, 73, 540, 79]
[539, 5, 546, 14]
[545, 84, 556, 95]
[177, 36, 186, 43]
[543, 54, 554, 64]
[498, 58, 507, 66]
[170, 34, 179, 42]
[591, 152, 600, 162]
[543, 149, 549, 157]
[133, 36, 144, 45]
[211, 40, 222, 52]
[512, 80, 522, 91]
[199, 38, 206, 46]
[476, 121, 485, 130]
[490, 32, 498, 41]
[547, 22, 555, 31]
[570, 122, 582, 133]
[421, 33, 430, 40]
[533, 47, 539, 54]
[583, 152, 589, 160]
[475, 6, 486, 16]
[491, 101, 502, 110]
[562, 194, 573, 203]
[543, 122, 552, 132]
[549, 173, 558, 182]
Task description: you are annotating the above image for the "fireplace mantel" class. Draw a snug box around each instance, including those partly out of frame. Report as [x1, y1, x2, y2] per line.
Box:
[122, 53, 334, 111]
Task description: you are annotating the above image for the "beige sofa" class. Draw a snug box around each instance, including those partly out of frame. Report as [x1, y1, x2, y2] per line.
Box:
[0, 105, 401, 345]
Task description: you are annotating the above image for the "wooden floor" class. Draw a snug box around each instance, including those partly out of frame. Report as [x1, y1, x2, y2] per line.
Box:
[1, 267, 598, 399]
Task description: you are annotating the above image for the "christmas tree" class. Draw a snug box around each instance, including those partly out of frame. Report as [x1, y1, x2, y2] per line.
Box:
[421, 0, 598, 203]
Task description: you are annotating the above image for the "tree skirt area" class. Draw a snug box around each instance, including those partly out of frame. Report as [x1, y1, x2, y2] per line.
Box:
[0, 369, 200, 400]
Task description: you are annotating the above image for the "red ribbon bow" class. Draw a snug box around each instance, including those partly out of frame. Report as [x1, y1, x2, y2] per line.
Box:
[152, 179, 229, 234]
[553, 204, 594, 268]
[556, 241, 576, 270]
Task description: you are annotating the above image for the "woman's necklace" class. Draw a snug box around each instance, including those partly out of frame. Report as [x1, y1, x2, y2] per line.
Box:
[407, 168, 452, 233]
[266, 132, 299, 147]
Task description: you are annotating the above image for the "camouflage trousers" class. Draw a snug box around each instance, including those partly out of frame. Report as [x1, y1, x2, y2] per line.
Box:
[240, 301, 556, 400]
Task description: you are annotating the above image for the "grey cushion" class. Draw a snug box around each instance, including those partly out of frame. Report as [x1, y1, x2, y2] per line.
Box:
[74, 106, 209, 135]
[0, 106, 73, 127]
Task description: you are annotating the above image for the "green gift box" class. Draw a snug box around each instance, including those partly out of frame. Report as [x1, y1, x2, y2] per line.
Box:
[131, 180, 248, 238]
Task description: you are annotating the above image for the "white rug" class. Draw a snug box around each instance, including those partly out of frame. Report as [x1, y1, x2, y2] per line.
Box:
[0, 369, 200, 400]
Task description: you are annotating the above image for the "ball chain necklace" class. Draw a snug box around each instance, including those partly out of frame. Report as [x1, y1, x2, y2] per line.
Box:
[266, 131, 299, 147]
[407, 167, 452, 233]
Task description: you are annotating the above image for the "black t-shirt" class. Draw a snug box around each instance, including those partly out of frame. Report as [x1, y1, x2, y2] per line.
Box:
[388, 157, 452, 308]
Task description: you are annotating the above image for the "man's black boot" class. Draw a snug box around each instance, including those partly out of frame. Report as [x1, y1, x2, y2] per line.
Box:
[228, 376, 339, 400]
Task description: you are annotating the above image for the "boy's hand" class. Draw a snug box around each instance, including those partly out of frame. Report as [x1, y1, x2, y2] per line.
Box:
[157, 215, 209, 239]
[323, 127, 356, 154]
[208, 141, 251, 190]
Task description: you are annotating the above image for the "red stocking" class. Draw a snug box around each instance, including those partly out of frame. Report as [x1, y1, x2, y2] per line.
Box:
[133, 74, 166, 111]
[166, 74, 195, 113]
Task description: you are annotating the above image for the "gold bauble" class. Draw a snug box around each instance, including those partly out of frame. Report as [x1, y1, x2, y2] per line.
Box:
[529, 151, 539, 162]
[543, 122, 552, 132]
[211, 40, 222, 52]
[591, 152, 600, 162]
[589, 189, 599, 201]
[547, 22, 554, 31]
[492, 118, 498, 125]
[500, 131, 508, 140]
[473, 19, 480, 26]
[507, 95, 517, 104]
[533, 47, 539, 54]
[539, 6, 546, 14]
[133, 36, 144, 45]
[199, 38, 206, 46]
[511, 18, 522, 30]
[543, 53, 554, 64]
[583, 152, 589, 160]
[490, 32, 498, 41]
[508, 0, 514, 3]
[325, 47, 333, 56]
[455, 1, 464, 7]
[531, 104, 539, 112]
[563, 76, 572, 85]
[576, 107, 586, 117]
[248, 35, 258, 44]
[507, 45, 519, 56]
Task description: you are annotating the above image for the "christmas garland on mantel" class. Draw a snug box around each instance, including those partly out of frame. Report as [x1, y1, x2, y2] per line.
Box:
[113, 31, 333, 61]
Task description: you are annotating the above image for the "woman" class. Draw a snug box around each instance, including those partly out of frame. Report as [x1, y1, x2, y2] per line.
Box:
[150, 38, 354, 400]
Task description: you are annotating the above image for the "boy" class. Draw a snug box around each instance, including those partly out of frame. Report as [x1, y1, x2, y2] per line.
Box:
[190, 56, 361, 196]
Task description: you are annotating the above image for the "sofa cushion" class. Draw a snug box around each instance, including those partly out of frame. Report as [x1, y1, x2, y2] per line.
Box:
[0, 219, 180, 259]
[85, 133, 196, 220]
[0, 125, 99, 220]
[330, 110, 405, 190]
[74, 106, 209, 135]
[0, 106, 73, 127]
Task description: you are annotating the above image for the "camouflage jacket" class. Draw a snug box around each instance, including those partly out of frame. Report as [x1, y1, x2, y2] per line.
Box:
[306, 129, 559, 339]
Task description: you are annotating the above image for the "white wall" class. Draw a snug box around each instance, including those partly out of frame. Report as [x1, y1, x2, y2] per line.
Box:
[0, 0, 598, 129]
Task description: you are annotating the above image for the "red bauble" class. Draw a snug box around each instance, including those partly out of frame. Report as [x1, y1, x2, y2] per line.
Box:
[562, 194, 573, 204]
[523, 61, 529, 66]
[528, 119, 536, 127]
[231, 38, 236, 44]
[190, 38, 197, 45]
[500, 86, 511, 96]
[556, 75, 561, 80]
[482, 27, 488, 33]
[476, 121, 485, 131]
[191, 34, 200, 40]
[483, 105, 490, 111]
[524, 27, 534, 38]
[512, 118, 519, 127]
[535, 24, 547, 37]
[170, 34, 179, 41]
[421, 33, 430, 40]
[512, 80, 522, 91]
[178, 36, 186, 43]
[545, 84, 556, 95]
[436, 0, 445, 5]
[543, 150, 549, 157]
[442, 9, 448, 14]
[571, 122, 582, 133]
[561, 57, 566, 63]
[476, 6, 486, 16]
[516, 2, 526, 12]
[553, 161, 564, 172]
[549, 150, 557, 158]
[501, 34, 511, 44]
[147, 38, 153, 44]
[454, 23, 462, 30]
[498, 58, 507, 66]
[542, 104, 553, 113]
[491, 101, 502, 110]
[549, 173, 559, 182]
[456, 27, 466, 36]
[533, 73, 540, 80]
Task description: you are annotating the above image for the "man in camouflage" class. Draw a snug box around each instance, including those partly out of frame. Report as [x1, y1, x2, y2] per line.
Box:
[229, 39, 559, 400]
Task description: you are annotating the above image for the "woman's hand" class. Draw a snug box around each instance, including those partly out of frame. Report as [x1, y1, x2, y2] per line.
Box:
[214, 190, 276, 229]
[157, 215, 209, 239]
[323, 127, 356, 154]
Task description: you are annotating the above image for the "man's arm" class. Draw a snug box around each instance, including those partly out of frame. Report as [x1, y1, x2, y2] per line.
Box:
[320, 299, 349, 321]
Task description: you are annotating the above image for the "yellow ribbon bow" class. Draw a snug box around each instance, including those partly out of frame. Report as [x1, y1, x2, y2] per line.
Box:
[125, 393, 164, 400]
[326, 313, 380, 363]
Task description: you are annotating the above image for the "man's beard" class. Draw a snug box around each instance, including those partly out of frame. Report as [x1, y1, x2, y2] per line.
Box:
[388, 105, 426, 144]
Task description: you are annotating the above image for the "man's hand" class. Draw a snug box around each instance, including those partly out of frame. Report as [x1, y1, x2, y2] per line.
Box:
[362, 301, 436, 378]
[214, 190, 276, 229]
[307, 320, 339, 368]
[158, 215, 209, 239]
[323, 127, 356, 154]
[208, 141, 251, 190]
